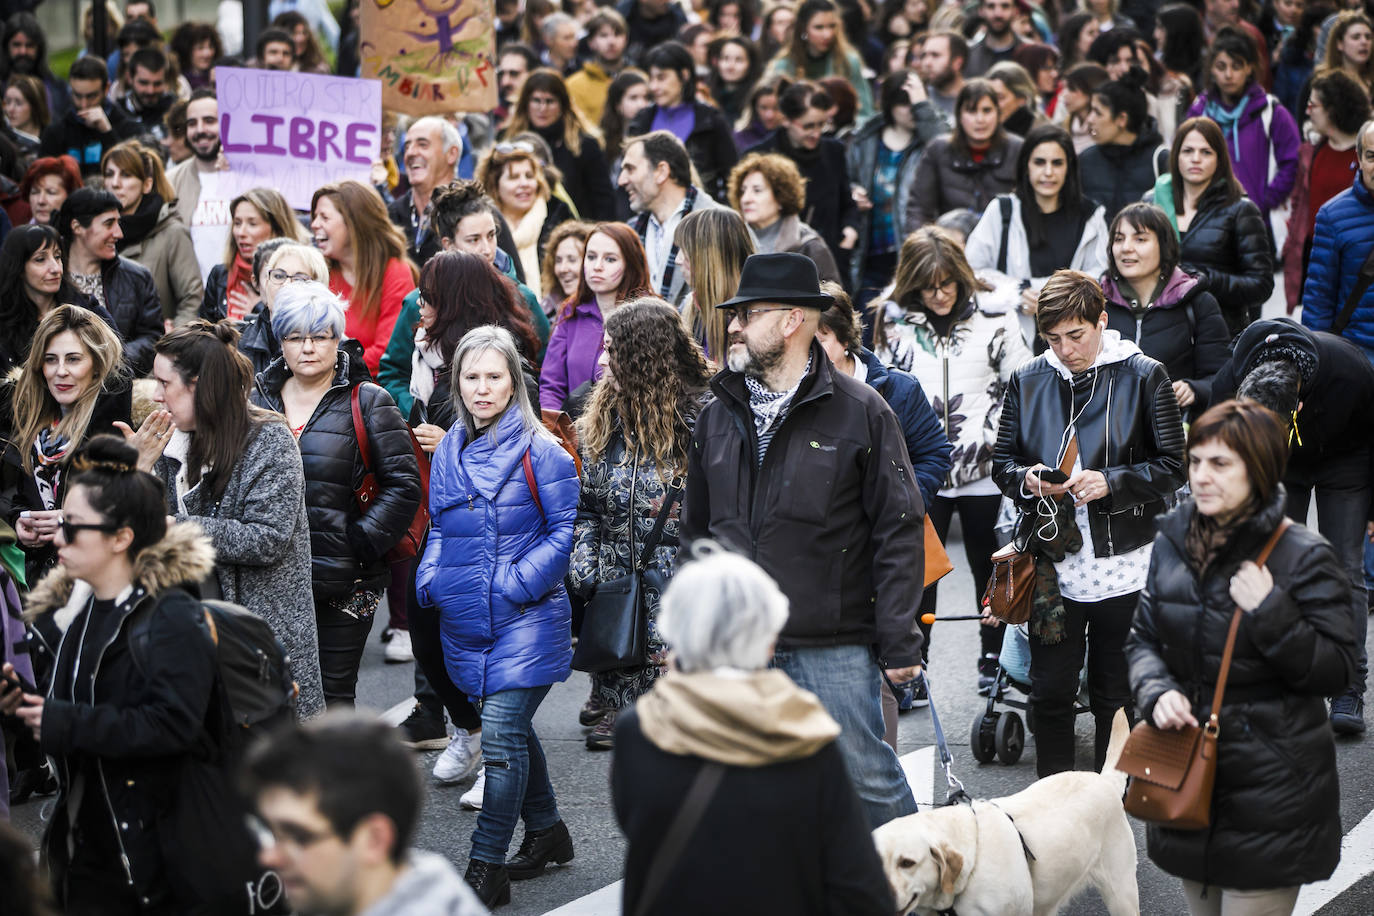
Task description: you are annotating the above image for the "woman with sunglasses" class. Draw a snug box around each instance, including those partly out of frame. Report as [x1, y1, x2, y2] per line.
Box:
[0, 305, 129, 586]
[12, 435, 223, 915]
[250, 282, 421, 709]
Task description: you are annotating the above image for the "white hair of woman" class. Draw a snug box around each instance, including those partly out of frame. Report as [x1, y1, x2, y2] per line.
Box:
[449, 324, 553, 443]
[659, 541, 790, 673]
[270, 279, 348, 342]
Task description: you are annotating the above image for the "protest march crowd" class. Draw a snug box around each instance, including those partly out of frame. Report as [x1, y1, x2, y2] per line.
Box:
[0, 0, 1371, 912]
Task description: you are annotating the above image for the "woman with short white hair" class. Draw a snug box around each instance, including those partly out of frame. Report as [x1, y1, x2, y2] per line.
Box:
[611, 542, 894, 916]
[249, 281, 422, 708]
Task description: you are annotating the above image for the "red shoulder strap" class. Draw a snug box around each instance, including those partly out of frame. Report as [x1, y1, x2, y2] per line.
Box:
[351, 386, 372, 471]
[522, 448, 543, 519]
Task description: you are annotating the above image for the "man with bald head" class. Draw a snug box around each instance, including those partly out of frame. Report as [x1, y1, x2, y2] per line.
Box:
[388, 116, 464, 265]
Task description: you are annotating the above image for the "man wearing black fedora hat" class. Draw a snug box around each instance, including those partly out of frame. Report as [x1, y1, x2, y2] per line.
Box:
[681, 252, 928, 828]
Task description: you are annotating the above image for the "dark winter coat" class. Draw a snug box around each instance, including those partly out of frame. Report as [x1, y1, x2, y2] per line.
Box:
[1301, 173, 1374, 351]
[629, 101, 739, 202]
[237, 303, 280, 377]
[250, 346, 422, 601]
[846, 112, 940, 289]
[1178, 181, 1274, 337]
[37, 100, 144, 177]
[531, 121, 617, 221]
[745, 130, 857, 260]
[1102, 270, 1232, 410]
[992, 335, 1186, 556]
[1078, 126, 1169, 222]
[98, 255, 164, 376]
[857, 347, 951, 508]
[24, 524, 218, 910]
[1210, 317, 1374, 516]
[198, 261, 229, 322]
[0, 378, 131, 585]
[612, 706, 893, 916]
[906, 132, 1023, 233]
[0, 290, 116, 375]
[681, 340, 926, 668]
[416, 406, 579, 698]
[1126, 490, 1356, 888]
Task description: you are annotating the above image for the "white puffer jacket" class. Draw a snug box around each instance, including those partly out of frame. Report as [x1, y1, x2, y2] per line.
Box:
[874, 300, 1033, 489]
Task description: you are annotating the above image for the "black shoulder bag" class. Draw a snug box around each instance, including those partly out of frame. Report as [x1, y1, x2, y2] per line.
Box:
[1332, 244, 1374, 334]
[572, 469, 683, 673]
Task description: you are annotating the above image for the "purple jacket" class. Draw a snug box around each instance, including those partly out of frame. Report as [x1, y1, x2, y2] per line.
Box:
[539, 299, 605, 410]
[1187, 84, 1300, 216]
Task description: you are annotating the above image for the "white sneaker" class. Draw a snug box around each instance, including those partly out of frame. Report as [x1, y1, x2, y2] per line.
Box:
[384, 629, 413, 664]
[459, 770, 486, 810]
[433, 729, 482, 784]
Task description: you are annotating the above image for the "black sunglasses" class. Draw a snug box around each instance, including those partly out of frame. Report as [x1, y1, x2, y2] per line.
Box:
[60, 520, 120, 541]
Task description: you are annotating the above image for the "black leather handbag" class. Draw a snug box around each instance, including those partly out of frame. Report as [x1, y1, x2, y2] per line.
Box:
[572, 473, 682, 673]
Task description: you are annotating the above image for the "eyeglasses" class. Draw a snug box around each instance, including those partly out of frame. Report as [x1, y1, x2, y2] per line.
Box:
[268, 269, 314, 285]
[919, 279, 958, 299]
[245, 814, 335, 854]
[60, 520, 120, 541]
[281, 333, 338, 347]
[727, 305, 795, 326]
[494, 141, 536, 155]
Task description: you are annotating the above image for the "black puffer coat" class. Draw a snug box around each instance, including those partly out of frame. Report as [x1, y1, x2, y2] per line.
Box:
[1178, 181, 1275, 337]
[744, 130, 857, 260]
[531, 121, 617, 221]
[905, 132, 1023, 233]
[1125, 490, 1356, 888]
[1078, 126, 1168, 221]
[98, 255, 164, 376]
[251, 344, 422, 600]
[1102, 270, 1231, 411]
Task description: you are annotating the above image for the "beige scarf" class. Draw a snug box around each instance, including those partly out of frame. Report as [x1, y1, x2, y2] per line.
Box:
[509, 197, 547, 299]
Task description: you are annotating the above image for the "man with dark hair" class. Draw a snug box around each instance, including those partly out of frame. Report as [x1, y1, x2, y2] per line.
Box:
[495, 43, 538, 128]
[38, 55, 143, 178]
[567, 8, 628, 123]
[244, 714, 486, 915]
[617, 0, 687, 67]
[110, 16, 161, 89]
[964, 0, 1024, 77]
[0, 13, 69, 119]
[1212, 316, 1374, 735]
[918, 30, 967, 122]
[994, 269, 1185, 777]
[120, 46, 175, 140]
[255, 27, 296, 71]
[618, 130, 728, 306]
[169, 89, 232, 278]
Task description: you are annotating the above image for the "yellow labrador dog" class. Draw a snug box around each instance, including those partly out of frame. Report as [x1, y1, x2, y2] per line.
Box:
[872, 710, 1138, 916]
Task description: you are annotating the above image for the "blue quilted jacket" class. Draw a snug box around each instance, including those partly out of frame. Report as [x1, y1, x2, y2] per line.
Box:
[416, 406, 578, 698]
[1301, 174, 1374, 351]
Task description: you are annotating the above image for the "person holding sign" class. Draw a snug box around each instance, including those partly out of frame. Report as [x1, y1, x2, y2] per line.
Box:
[311, 180, 418, 375]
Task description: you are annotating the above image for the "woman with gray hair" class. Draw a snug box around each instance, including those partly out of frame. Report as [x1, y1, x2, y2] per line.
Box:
[250, 281, 422, 708]
[415, 325, 580, 908]
[611, 542, 895, 916]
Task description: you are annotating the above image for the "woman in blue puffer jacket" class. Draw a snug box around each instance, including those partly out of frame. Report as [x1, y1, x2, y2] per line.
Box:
[415, 324, 579, 910]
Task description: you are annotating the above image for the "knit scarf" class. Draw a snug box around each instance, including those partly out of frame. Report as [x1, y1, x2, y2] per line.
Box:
[1184, 499, 1260, 576]
[410, 326, 446, 408]
[116, 192, 162, 251]
[510, 196, 548, 298]
[1205, 93, 1251, 162]
[225, 252, 255, 320]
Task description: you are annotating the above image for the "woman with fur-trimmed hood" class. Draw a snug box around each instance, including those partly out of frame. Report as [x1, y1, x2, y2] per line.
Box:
[6, 436, 219, 915]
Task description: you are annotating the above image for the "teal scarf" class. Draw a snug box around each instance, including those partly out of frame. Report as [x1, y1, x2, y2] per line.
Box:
[1205, 93, 1250, 162]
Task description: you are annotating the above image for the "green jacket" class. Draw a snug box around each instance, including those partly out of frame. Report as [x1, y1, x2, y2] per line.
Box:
[377, 255, 549, 418]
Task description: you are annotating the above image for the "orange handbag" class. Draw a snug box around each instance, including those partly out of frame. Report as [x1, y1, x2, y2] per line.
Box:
[924, 515, 954, 587]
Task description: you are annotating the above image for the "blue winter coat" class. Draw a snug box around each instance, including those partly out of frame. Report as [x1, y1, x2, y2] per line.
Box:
[416, 406, 579, 698]
[1301, 174, 1374, 352]
[857, 348, 951, 508]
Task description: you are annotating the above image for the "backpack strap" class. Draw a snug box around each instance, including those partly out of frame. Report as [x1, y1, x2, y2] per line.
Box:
[522, 448, 543, 520]
[1334, 244, 1374, 334]
[1261, 94, 1276, 186]
[997, 195, 1013, 274]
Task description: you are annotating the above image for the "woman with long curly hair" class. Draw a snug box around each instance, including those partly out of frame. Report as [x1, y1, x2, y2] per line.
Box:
[539, 222, 651, 411]
[311, 180, 418, 374]
[675, 207, 754, 361]
[570, 298, 712, 749]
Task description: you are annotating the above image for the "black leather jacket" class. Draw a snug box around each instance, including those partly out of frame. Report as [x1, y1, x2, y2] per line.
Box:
[992, 343, 1186, 556]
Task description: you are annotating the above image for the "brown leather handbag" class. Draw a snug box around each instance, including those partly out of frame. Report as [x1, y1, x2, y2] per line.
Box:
[982, 437, 1079, 625]
[1118, 518, 1291, 830]
[924, 515, 954, 587]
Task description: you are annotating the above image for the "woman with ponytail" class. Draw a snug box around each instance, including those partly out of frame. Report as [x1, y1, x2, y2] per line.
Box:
[1079, 65, 1170, 220]
[121, 320, 324, 717]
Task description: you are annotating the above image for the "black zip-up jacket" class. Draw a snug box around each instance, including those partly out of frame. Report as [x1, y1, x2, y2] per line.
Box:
[250, 344, 422, 600]
[1178, 180, 1274, 336]
[745, 130, 858, 260]
[680, 341, 926, 667]
[992, 343, 1186, 556]
[98, 255, 164, 376]
[629, 101, 739, 203]
[1126, 488, 1355, 888]
[1078, 124, 1168, 221]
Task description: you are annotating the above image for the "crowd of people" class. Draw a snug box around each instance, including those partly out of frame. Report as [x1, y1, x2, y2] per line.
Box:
[0, 0, 1370, 913]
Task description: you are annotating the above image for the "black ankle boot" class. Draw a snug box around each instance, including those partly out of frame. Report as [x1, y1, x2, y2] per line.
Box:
[506, 819, 575, 880]
[464, 858, 511, 908]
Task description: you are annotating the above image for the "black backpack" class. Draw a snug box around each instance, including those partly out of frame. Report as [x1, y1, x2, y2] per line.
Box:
[199, 599, 298, 749]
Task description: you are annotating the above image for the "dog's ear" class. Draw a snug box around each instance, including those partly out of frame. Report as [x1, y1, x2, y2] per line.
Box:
[931, 843, 965, 897]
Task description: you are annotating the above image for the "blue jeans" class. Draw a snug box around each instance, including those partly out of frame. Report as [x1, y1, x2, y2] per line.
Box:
[470, 684, 561, 864]
[772, 644, 918, 828]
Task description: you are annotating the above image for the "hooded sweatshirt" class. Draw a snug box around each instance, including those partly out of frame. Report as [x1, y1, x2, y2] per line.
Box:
[635, 669, 840, 766]
[1042, 329, 1155, 601]
[358, 851, 487, 916]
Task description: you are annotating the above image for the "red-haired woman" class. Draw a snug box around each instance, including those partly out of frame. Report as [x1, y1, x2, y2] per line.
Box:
[538, 223, 650, 411]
